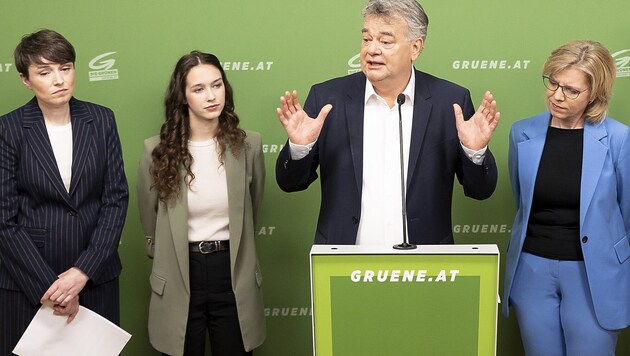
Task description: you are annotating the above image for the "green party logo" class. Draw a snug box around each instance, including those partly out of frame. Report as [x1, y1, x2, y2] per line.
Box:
[88, 52, 119, 81]
[613, 49, 630, 77]
[347, 53, 361, 74]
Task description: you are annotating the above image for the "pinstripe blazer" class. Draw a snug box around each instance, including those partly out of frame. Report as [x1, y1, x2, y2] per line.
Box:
[0, 97, 129, 306]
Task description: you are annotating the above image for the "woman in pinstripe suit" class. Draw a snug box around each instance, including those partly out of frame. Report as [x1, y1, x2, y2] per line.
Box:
[0, 29, 129, 354]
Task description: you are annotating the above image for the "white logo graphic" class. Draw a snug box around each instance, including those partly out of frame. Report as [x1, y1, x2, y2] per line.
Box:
[0, 63, 13, 73]
[452, 224, 510, 234]
[452, 59, 531, 70]
[347, 53, 361, 74]
[264, 307, 312, 317]
[612, 49, 630, 78]
[220, 61, 273, 71]
[262, 143, 285, 154]
[257, 226, 276, 236]
[88, 52, 119, 81]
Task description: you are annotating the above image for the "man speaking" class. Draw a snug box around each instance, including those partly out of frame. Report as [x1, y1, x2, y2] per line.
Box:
[275, 0, 499, 246]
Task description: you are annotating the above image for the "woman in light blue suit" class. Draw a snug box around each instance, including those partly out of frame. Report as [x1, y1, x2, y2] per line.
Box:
[503, 40, 630, 355]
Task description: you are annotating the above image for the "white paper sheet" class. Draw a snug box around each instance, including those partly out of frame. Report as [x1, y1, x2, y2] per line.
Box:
[13, 303, 131, 356]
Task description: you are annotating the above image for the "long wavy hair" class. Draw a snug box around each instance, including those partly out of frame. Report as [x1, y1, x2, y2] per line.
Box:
[151, 51, 246, 203]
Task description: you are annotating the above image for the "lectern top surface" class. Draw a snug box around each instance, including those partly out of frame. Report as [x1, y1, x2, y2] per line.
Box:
[310, 244, 499, 255]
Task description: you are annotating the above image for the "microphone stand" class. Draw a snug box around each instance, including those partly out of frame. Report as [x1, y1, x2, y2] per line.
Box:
[393, 93, 417, 250]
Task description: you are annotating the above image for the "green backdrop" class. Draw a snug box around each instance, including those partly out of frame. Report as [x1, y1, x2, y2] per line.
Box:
[1, 1, 629, 355]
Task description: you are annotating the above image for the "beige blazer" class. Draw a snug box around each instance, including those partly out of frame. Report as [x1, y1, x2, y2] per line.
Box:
[136, 131, 266, 355]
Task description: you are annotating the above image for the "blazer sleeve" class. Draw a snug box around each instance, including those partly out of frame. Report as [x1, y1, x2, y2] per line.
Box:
[0, 114, 59, 304]
[275, 85, 321, 192]
[615, 126, 630, 238]
[250, 134, 265, 226]
[508, 125, 521, 210]
[73, 110, 129, 280]
[136, 138, 159, 258]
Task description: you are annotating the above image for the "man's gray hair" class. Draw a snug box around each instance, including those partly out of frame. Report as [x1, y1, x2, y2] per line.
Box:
[362, 0, 429, 41]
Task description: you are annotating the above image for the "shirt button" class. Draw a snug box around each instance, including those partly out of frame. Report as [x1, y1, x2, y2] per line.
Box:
[582, 236, 588, 243]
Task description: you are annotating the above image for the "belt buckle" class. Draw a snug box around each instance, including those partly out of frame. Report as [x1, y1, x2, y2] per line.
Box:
[198, 241, 218, 254]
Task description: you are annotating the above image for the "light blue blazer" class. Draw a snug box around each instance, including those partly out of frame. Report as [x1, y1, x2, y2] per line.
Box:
[503, 112, 630, 330]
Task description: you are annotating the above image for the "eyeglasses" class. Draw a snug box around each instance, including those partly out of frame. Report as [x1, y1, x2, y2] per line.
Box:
[542, 76, 589, 100]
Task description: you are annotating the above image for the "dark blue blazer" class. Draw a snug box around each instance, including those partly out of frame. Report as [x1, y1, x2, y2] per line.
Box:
[0, 97, 129, 305]
[276, 69, 497, 245]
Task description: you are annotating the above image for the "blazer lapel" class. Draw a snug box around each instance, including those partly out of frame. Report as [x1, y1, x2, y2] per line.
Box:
[167, 168, 191, 292]
[21, 98, 72, 205]
[407, 70, 432, 186]
[345, 75, 367, 194]
[68, 99, 94, 197]
[225, 148, 246, 259]
[518, 114, 549, 220]
[580, 122, 608, 226]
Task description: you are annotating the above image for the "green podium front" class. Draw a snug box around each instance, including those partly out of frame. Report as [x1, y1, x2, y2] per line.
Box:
[310, 244, 499, 356]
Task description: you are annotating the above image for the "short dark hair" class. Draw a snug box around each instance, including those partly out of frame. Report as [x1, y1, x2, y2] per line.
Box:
[14, 29, 76, 78]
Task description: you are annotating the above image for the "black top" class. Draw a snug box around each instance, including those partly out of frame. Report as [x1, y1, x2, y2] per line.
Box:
[523, 127, 584, 260]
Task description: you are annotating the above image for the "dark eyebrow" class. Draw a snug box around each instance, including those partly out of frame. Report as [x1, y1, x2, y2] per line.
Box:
[190, 78, 222, 88]
[34, 62, 72, 69]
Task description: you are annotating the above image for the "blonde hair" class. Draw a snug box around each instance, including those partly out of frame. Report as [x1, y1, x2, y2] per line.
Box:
[542, 40, 616, 124]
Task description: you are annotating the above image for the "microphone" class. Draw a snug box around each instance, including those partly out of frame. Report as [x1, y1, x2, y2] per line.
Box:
[393, 94, 416, 250]
[396, 93, 405, 106]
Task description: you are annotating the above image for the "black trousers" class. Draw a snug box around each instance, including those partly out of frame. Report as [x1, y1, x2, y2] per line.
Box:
[0, 278, 119, 356]
[182, 249, 250, 356]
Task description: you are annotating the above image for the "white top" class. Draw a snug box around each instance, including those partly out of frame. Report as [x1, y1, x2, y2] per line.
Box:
[187, 139, 230, 242]
[45, 121, 73, 192]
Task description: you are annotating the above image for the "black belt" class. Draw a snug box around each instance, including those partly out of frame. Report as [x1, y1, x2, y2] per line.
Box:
[189, 240, 230, 254]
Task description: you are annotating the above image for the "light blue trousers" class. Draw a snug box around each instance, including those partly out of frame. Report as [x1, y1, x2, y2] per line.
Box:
[510, 252, 620, 356]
